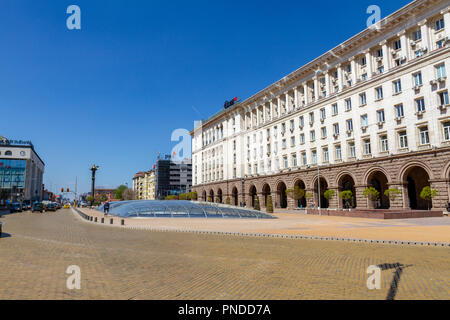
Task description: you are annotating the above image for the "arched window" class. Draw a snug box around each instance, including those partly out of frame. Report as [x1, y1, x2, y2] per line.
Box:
[5, 150, 12, 156]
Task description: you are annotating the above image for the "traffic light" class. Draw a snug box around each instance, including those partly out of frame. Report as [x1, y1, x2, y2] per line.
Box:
[61, 188, 64, 193]
[67, 188, 70, 192]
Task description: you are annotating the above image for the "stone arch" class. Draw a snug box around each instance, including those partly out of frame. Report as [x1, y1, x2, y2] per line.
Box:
[276, 181, 288, 209]
[208, 189, 214, 202]
[366, 170, 390, 209]
[363, 166, 392, 187]
[217, 188, 223, 204]
[400, 163, 432, 210]
[202, 190, 207, 202]
[262, 183, 271, 208]
[337, 172, 357, 209]
[310, 175, 330, 209]
[249, 185, 258, 208]
[231, 186, 239, 206]
[397, 161, 434, 182]
[293, 179, 307, 208]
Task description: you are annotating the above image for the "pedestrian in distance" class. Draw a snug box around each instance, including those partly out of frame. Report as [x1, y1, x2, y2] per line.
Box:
[104, 201, 110, 215]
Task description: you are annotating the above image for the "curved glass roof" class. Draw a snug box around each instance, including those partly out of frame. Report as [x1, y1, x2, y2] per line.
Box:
[98, 200, 275, 219]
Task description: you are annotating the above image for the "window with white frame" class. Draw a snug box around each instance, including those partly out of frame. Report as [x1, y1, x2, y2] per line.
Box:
[393, 39, 401, 50]
[412, 29, 422, 41]
[345, 98, 352, 111]
[436, 63, 447, 79]
[276, 158, 280, 170]
[290, 136, 295, 147]
[361, 114, 368, 127]
[323, 148, 329, 162]
[380, 135, 389, 152]
[309, 112, 315, 124]
[332, 103, 338, 115]
[413, 72, 423, 86]
[292, 154, 297, 167]
[290, 119, 295, 131]
[312, 150, 317, 164]
[335, 145, 342, 160]
[364, 139, 372, 155]
[395, 104, 404, 118]
[283, 156, 288, 169]
[301, 152, 307, 165]
[436, 18, 445, 31]
[299, 116, 304, 128]
[360, 92, 367, 106]
[320, 108, 326, 120]
[416, 98, 426, 112]
[375, 86, 383, 100]
[300, 133, 305, 144]
[419, 126, 430, 145]
[393, 80, 402, 94]
[282, 139, 287, 150]
[349, 142, 356, 158]
[321, 127, 327, 139]
[377, 109, 385, 123]
[439, 91, 449, 106]
[347, 119, 353, 132]
[443, 122, 450, 141]
[310, 130, 316, 142]
[399, 131, 408, 149]
[333, 123, 340, 135]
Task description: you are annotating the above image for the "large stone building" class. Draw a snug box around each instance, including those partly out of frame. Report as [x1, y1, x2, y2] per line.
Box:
[132, 170, 156, 200]
[191, 0, 450, 211]
[0, 137, 45, 204]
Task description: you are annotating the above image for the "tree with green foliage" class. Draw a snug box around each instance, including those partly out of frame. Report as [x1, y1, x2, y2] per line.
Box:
[179, 193, 187, 200]
[115, 185, 128, 200]
[285, 186, 306, 207]
[165, 195, 177, 200]
[324, 189, 335, 202]
[339, 190, 353, 209]
[266, 195, 274, 213]
[215, 197, 221, 204]
[225, 197, 231, 205]
[254, 197, 261, 211]
[420, 186, 438, 210]
[384, 188, 401, 203]
[363, 187, 380, 208]
[190, 192, 198, 201]
[207, 196, 212, 202]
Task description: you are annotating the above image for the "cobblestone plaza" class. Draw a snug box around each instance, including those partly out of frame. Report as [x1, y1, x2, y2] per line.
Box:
[0, 209, 448, 300]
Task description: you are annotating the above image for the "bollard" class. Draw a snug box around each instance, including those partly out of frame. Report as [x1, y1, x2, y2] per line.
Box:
[110, 218, 113, 225]
[121, 219, 125, 226]
[101, 218, 104, 224]
[94, 217, 97, 223]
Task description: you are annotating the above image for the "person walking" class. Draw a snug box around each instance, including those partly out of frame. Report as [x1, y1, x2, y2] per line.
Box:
[104, 201, 110, 215]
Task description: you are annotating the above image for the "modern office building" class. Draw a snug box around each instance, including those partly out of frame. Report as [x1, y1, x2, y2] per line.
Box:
[133, 170, 156, 200]
[155, 155, 192, 199]
[0, 137, 45, 203]
[191, 0, 450, 211]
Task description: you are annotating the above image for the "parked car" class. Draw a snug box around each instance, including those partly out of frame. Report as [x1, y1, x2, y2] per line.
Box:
[63, 204, 71, 209]
[10, 203, 23, 213]
[55, 203, 62, 210]
[46, 203, 57, 212]
[32, 202, 44, 213]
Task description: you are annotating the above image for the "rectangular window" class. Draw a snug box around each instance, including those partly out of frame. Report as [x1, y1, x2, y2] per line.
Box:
[283, 156, 288, 169]
[364, 139, 372, 155]
[282, 139, 287, 150]
[320, 108, 326, 120]
[312, 150, 317, 164]
[439, 91, 449, 105]
[375, 87, 383, 100]
[332, 103, 338, 115]
[412, 29, 422, 41]
[310, 130, 316, 142]
[349, 143, 356, 158]
[399, 131, 408, 149]
[345, 98, 352, 111]
[393, 80, 402, 94]
[360, 93, 367, 106]
[377, 110, 385, 123]
[323, 148, 329, 162]
[395, 104, 404, 118]
[347, 119, 353, 132]
[299, 116, 305, 127]
[416, 98, 426, 112]
[361, 56, 367, 66]
[333, 123, 340, 135]
[380, 135, 389, 152]
[292, 154, 298, 167]
[302, 152, 307, 165]
[335, 145, 342, 160]
[436, 18, 445, 31]
[377, 49, 383, 57]
[419, 127, 430, 145]
[443, 122, 450, 141]
[436, 63, 447, 79]
[321, 127, 327, 139]
[290, 136, 296, 147]
[361, 114, 368, 127]
[413, 72, 423, 86]
[394, 39, 401, 50]
[300, 133, 305, 144]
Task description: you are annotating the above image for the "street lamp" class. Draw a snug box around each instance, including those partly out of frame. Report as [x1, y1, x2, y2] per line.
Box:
[90, 164, 99, 206]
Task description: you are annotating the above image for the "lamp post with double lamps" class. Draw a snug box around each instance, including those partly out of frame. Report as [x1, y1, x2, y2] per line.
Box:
[90, 164, 99, 206]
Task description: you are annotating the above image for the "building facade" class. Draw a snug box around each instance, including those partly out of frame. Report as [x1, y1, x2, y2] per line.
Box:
[0, 137, 45, 204]
[133, 170, 156, 200]
[155, 155, 192, 199]
[191, 0, 450, 211]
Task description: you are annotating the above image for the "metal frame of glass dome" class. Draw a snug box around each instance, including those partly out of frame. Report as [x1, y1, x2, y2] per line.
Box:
[98, 200, 275, 219]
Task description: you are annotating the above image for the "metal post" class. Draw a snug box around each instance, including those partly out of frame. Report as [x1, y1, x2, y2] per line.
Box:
[90, 165, 99, 206]
[318, 165, 322, 216]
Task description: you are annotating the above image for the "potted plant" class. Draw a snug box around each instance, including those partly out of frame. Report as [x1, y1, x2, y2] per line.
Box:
[323, 189, 335, 210]
[420, 186, 438, 211]
[286, 186, 306, 209]
[225, 197, 231, 205]
[254, 197, 261, 211]
[339, 190, 353, 209]
[363, 187, 380, 209]
[266, 195, 274, 213]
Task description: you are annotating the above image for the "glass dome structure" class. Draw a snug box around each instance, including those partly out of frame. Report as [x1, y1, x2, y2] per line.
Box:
[98, 201, 275, 219]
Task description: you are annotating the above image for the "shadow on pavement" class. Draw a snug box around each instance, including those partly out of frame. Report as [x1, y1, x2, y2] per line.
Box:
[0, 232, 12, 239]
[378, 263, 413, 300]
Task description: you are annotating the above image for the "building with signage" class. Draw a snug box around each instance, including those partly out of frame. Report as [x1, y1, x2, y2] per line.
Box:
[133, 170, 156, 200]
[0, 136, 45, 204]
[155, 155, 192, 199]
[191, 0, 450, 211]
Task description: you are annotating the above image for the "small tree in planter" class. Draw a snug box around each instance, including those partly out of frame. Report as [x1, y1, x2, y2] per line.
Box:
[266, 195, 274, 213]
[179, 193, 187, 200]
[215, 197, 221, 204]
[225, 197, 231, 205]
[363, 187, 380, 209]
[207, 196, 212, 202]
[384, 188, 401, 207]
[254, 197, 261, 211]
[305, 193, 314, 208]
[339, 190, 353, 209]
[420, 186, 438, 210]
[190, 192, 198, 201]
[286, 186, 306, 208]
[323, 190, 335, 209]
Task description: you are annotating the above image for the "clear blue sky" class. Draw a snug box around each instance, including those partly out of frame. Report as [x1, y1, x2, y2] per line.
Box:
[0, 0, 411, 194]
